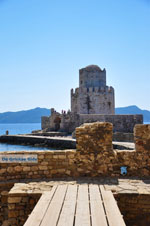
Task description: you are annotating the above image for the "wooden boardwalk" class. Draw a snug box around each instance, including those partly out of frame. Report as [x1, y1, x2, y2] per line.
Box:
[24, 184, 126, 226]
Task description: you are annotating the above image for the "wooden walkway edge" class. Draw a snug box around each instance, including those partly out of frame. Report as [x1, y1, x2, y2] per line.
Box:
[24, 184, 126, 226]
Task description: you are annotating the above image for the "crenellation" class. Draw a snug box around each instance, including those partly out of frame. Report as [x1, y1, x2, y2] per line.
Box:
[75, 65, 115, 114]
[109, 86, 114, 92]
[71, 88, 74, 95]
[41, 64, 142, 133]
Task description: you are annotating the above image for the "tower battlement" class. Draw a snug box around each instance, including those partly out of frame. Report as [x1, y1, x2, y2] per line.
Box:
[41, 64, 143, 134]
[79, 65, 106, 88]
[71, 88, 79, 95]
[71, 65, 115, 114]
[78, 86, 114, 94]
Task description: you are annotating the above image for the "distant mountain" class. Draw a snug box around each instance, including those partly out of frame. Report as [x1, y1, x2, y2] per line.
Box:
[0, 105, 149, 123]
[115, 105, 150, 122]
[0, 108, 51, 123]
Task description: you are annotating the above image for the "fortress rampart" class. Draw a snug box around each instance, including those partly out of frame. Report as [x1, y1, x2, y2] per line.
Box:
[0, 123, 150, 182]
[42, 111, 143, 133]
[41, 65, 143, 133]
[71, 65, 115, 114]
[71, 86, 114, 95]
[0, 122, 150, 225]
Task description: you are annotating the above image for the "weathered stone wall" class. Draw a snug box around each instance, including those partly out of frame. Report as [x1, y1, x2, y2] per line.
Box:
[7, 192, 40, 226]
[0, 182, 14, 226]
[1, 123, 150, 225]
[115, 194, 150, 226]
[71, 88, 79, 114]
[79, 65, 106, 88]
[0, 150, 77, 181]
[113, 132, 134, 142]
[1, 123, 150, 182]
[71, 65, 115, 115]
[41, 116, 49, 130]
[75, 122, 114, 176]
[79, 114, 143, 133]
[41, 65, 143, 134]
[42, 110, 143, 134]
[74, 122, 150, 177]
[134, 124, 150, 153]
[77, 86, 115, 114]
[71, 86, 115, 115]
[60, 112, 80, 133]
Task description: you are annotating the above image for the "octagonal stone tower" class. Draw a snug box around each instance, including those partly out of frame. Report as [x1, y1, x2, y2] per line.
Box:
[71, 65, 115, 114]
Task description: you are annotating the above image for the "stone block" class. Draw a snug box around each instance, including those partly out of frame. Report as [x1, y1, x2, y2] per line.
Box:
[31, 166, 38, 171]
[23, 167, 31, 172]
[7, 167, 13, 173]
[0, 168, 6, 174]
[38, 166, 48, 170]
[76, 122, 113, 154]
[8, 197, 22, 204]
[8, 210, 19, 218]
[134, 124, 150, 152]
[14, 166, 22, 172]
[41, 161, 49, 165]
[58, 155, 66, 159]
[8, 204, 15, 210]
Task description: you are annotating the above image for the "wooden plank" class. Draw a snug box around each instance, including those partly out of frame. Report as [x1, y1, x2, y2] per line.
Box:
[75, 185, 91, 226]
[24, 185, 57, 226]
[40, 184, 68, 226]
[100, 185, 126, 226]
[57, 185, 77, 226]
[89, 185, 108, 226]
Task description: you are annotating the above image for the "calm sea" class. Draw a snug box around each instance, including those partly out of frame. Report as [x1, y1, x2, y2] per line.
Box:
[0, 122, 149, 152]
[0, 123, 53, 152]
[0, 123, 41, 135]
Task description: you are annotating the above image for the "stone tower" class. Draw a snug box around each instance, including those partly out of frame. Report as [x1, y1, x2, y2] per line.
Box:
[71, 65, 115, 114]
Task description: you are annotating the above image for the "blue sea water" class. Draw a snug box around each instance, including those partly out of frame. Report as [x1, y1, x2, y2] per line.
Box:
[0, 143, 52, 152]
[0, 122, 149, 152]
[0, 123, 53, 152]
[0, 123, 41, 135]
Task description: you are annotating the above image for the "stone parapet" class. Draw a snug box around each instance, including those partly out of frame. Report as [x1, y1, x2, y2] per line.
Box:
[76, 122, 113, 154]
[1, 123, 150, 225]
[7, 192, 40, 226]
[0, 182, 14, 226]
[79, 114, 143, 133]
[0, 123, 150, 181]
[134, 124, 150, 153]
[113, 132, 134, 142]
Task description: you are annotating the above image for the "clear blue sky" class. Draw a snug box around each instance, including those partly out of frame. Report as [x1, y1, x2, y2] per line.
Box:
[0, 0, 150, 113]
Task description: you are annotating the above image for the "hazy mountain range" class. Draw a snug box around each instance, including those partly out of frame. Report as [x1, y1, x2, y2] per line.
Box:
[0, 108, 50, 123]
[0, 105, 149, 123]
[115, 105, 150, 122]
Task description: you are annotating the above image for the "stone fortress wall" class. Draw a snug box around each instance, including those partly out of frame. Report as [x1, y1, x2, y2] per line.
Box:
[71, 86, 115, 115]
[42, 112, 142, 133]
[71, 65, 115, 114]
[0, 123, 150, 182]
[41, 65, 143, 133]
[0, 122, 150, 225]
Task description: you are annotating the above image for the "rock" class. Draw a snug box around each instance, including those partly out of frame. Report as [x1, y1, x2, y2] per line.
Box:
[14, 166, 22, 172]
[8, 197, 22, 204]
